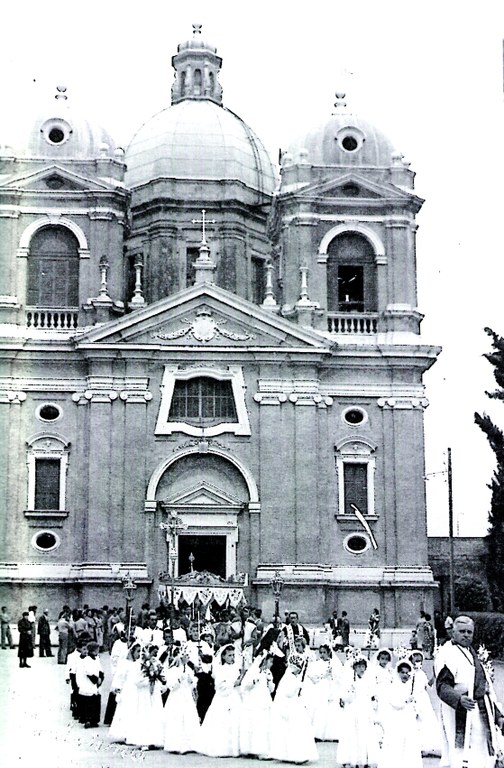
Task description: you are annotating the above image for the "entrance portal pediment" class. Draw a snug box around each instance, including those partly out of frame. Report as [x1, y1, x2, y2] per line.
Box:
[160, 481, 243, 510]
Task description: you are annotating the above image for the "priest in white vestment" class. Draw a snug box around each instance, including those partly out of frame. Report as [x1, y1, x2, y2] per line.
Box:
[435, 615, 504, 768]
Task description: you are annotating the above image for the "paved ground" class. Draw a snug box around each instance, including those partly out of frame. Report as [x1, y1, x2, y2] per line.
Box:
[1, 647, 503, 767]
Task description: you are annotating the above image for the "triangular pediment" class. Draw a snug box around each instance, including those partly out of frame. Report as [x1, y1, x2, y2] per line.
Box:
[161, 482, 243, 508]
[75, 283, 332, 353]
[299, 172, 419, 202]
[0, 164, 117, 192]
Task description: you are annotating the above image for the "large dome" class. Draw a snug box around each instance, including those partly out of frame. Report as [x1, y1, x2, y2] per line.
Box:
[3, 86, 118, 161]
[285, 94, 397, 169]
[125, 100, 276, 195]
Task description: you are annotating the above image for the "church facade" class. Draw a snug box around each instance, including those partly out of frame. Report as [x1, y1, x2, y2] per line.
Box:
[0, 27, 440, 626]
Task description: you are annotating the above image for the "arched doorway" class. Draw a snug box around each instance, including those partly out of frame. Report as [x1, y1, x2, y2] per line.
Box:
[155, 452, 251, 578]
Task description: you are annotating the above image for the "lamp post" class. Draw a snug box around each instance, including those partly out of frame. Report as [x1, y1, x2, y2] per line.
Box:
[122, 571, 137, 639]
[270, 570, 284, 627]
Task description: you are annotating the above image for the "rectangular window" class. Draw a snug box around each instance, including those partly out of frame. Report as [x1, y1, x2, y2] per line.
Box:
[251, 257, 265, 305]
[343, 462, 368, 515]
[338, 265, 364, 312]
[34, 458, 60, 510]
[186, 248, 200, 287]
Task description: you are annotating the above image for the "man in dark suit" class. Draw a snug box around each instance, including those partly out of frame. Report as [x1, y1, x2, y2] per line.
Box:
[37, 609, 53, 657]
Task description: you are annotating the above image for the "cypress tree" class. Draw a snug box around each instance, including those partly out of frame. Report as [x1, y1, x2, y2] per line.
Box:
[475, 327, 504, 610]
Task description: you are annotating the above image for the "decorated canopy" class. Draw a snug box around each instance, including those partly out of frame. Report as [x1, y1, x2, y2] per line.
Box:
[157, 569, 248, 608]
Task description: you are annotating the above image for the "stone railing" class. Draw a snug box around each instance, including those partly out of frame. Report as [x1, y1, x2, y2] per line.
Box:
[25, 307, 79, 330]
[327, 312, 378, 335]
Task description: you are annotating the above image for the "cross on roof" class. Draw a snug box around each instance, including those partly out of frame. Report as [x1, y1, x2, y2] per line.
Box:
[192, 209, 216, 245]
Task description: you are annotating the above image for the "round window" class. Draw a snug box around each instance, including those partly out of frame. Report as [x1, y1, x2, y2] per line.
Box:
[342, 407, 367, 426]
[48, 127, 65, 144]
[40, 118, 71, 147]
[342, 135, 358, 151]
[345, 534, 369, 554]
[37, 403, 62, 422]
[32, 531, 60, 552]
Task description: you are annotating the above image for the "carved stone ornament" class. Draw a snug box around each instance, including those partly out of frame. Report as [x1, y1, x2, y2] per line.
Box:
[154, 308, 255, 344]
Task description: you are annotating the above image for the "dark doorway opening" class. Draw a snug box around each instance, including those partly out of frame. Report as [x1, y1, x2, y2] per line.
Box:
[178, 534, 227, 579]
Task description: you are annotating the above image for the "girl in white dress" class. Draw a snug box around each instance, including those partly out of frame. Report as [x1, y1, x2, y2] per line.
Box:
[293, 635, 317, 723]
[269, 653, 319, 764]
[109, 642, 142, 743]
[127, 643, 166, 750]
[239, 651, 275, 758]
[309, 644, 343, 741]
[377, 660, 423, 768]
[369, 648, 394, 743]
[337, 654, 380, 768]
[408, 650, 442, 756]
[197, 643, 244, 757]
[163, 646, 201, 754]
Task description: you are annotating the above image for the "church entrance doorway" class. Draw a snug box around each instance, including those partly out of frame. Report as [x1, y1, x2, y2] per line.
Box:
[178, 534, 226, 579]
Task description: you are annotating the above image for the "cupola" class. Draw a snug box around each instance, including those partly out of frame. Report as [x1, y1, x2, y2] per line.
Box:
[171, 23, 223, 106]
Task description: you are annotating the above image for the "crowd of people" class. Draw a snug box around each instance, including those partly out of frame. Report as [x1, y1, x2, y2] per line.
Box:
[3, 600, 504, 767]
[60, 604, 448, 765]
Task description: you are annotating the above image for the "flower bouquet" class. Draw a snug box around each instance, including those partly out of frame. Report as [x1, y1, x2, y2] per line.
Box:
[140, 646, 166, 694]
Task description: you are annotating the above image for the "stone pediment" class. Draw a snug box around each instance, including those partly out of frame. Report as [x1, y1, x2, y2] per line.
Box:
[0, 164, 117, 192]
[75, 283, 332, 352]
[161, 481, 243, 509]
[295, 172, 422, 204]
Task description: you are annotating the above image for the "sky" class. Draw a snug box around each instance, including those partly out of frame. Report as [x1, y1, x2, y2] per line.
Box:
[1, 0, 503, 536]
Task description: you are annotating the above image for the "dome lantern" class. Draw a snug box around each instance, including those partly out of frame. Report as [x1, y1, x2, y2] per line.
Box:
[171, 23, 223, 106]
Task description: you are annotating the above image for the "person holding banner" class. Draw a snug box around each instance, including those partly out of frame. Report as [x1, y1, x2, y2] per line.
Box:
[434, 615, 504, 768]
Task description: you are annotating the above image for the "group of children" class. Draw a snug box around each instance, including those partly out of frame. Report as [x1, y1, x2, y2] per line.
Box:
[64, 623, 442, 766]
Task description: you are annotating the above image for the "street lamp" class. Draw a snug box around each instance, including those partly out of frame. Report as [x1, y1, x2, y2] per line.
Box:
[122, 571, 137, 639]
[270, 570, 284, 627]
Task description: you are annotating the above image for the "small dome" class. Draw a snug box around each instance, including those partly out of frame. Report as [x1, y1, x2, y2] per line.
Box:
[5, 86, 117, 160]
[286, 93, 396, 168]
[176, 23, 217, 54]
[125, 100, 276, 196]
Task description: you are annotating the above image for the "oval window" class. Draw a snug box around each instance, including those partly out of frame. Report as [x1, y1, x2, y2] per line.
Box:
[32, 531, 60, 552]
[343, 407, 367, 426]
[345, 534, 369, 554]
[37, 403, 62, 422]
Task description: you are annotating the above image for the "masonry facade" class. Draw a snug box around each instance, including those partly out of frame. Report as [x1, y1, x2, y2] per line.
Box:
[0, 27, 440, 626]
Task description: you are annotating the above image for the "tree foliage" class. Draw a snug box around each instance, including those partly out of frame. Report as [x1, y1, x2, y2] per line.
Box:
[454, 575, 490, 611]
[475, 327, 504, 611]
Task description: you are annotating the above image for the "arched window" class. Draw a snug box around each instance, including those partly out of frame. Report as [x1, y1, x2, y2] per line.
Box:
[208, 71, 215, 95]
[327, 233, 376, 312]
[169, 377, 238, 426]
[27, 226, 79, 308]
[156, 365, 250, 437]
[180, 70, 187, 96]
[194, 69, 202, 95]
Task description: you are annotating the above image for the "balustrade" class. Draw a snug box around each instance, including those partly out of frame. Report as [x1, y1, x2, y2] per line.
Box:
[327, 312, 378, 334]
[25, 307, 79, 330]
